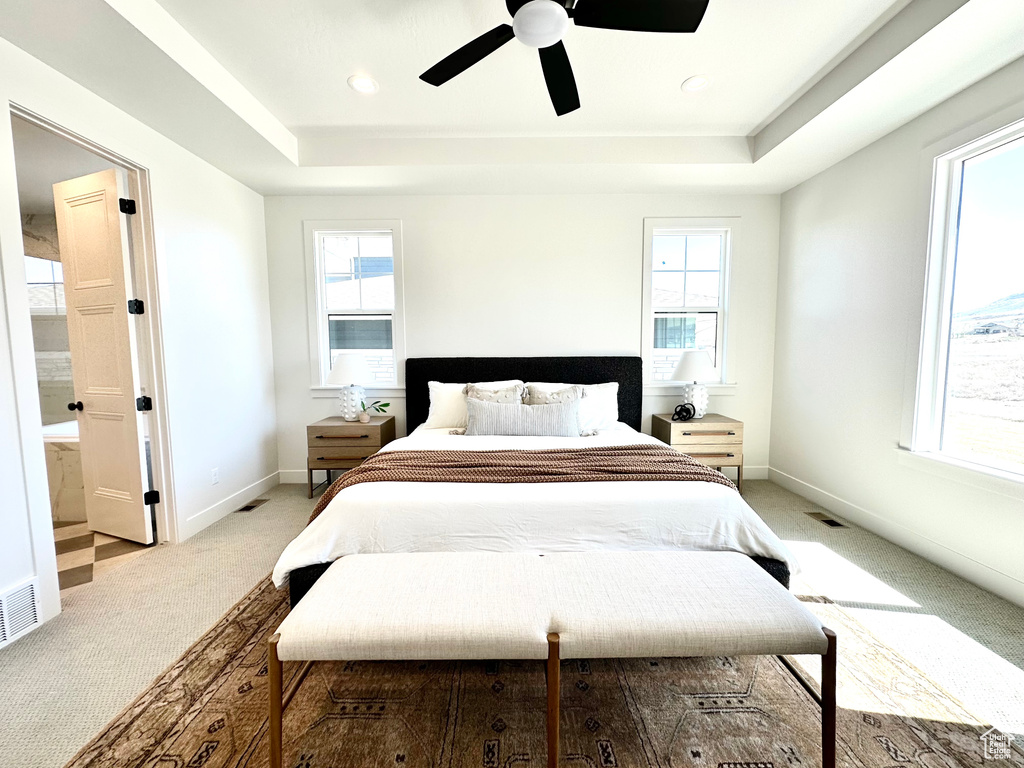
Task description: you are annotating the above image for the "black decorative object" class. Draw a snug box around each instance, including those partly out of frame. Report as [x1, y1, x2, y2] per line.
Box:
[420, 0, 710, 116]
[672, 403, 696, 422]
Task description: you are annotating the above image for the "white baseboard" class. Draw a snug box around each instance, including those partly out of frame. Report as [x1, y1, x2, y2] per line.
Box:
[768, 467, 1024, 609]
[743, 465, 768, 480]
[179, 471, 280, 541]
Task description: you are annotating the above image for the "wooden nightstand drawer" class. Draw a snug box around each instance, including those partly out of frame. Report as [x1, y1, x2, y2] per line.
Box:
[307, 424, 382, 446]
[309, 446, 380, 461]
[666, 419, 742, 444]
[308, 457, 368, 471]
[674, 445, 743, 467]
[669, 426, 743, 445]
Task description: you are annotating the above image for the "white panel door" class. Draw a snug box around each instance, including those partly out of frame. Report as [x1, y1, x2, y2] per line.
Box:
[53, 170, 152, 544]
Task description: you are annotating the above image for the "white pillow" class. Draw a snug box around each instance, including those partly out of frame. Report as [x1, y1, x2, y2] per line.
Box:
[424, 380, 524, 428]
[578, 382, 619, 431]
[524, 381, 619, 431]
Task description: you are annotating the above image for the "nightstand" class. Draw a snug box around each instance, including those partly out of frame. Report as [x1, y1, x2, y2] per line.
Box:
[307, 415, 396, 498]
[651, 413, 744, 492]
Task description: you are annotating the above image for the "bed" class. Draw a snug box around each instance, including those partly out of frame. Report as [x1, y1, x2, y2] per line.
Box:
[278, 356, 795, 605]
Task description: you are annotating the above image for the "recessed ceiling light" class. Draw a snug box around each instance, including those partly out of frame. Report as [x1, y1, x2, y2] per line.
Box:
[347, 75, 379, 95]
[681, 75, 711, 93]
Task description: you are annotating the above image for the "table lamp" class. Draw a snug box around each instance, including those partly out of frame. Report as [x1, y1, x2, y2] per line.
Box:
[671, 350, 715, 418]
[326, 353, 373, 421]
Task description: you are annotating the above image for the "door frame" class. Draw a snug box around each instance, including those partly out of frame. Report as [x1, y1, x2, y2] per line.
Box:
[9, 104, 176, 543]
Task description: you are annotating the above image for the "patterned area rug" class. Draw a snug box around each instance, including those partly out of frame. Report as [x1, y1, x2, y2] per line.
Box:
[64, 576, 1023, 768]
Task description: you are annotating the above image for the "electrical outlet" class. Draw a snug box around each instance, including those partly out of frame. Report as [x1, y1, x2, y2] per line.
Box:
[211, 468, 219, 485]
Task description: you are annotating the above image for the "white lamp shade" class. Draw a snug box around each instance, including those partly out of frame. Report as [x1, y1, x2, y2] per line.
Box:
[671, 350, 716, 382]
[326, 353, 373, 386]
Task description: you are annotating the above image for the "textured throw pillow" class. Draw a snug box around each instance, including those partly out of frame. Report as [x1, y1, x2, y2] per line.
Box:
[465, 399, 581, 437]
[524, 384, 583, 405]
[423, 380, 524, 428]
[464, 383, 526, 404]
[524, 381, 619, 431]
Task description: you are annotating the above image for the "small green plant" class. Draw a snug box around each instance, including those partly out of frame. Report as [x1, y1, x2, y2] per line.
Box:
[361, 400, 390, 414]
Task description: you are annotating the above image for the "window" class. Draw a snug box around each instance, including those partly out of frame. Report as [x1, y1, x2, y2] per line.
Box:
[24, 255, 64, 314]
[915, 121, 1024, 475]
[307, 222, 405, 387]
[642, 221, 729, 382]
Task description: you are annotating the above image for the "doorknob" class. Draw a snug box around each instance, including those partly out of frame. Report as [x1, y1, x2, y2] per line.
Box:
[68, 401, 83, 412]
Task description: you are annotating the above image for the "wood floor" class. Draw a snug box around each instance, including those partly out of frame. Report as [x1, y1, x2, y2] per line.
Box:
[53, 520, 152, 592]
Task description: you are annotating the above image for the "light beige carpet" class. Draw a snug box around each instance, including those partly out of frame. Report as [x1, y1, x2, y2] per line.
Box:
[64, 574, 1024, 768]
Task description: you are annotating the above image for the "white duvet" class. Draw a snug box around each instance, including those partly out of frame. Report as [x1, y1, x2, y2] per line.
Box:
[272, 424, 796, 587]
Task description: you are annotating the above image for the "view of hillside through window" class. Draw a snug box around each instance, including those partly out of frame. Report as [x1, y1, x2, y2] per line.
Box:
[943, 134, 1024, 471]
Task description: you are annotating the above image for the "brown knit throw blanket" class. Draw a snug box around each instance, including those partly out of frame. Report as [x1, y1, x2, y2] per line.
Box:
[309, 444, 736, 523]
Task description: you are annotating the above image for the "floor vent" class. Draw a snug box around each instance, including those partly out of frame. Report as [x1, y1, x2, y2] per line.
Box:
[0, 581, 39, 646]
[806, 512, 847, 528]
[235, 498, 269, 513]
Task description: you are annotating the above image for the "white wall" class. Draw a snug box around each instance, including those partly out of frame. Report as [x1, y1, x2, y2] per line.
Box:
[771, 57, 1024, 608]
[0, 38, 278, 635]
[265, 194, 780, 481]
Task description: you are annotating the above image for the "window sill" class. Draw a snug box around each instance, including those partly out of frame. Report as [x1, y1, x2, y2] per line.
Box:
[311, 386, 406, 399]
[894, 447, 1024, 501]
[643, 382, 737, 396]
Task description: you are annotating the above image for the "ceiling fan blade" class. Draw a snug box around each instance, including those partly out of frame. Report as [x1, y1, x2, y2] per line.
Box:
[538, 42, 580, 116]
[572, 0, 709, 32]
[420, 24, 516, 86]
[505, 0, 531, 16]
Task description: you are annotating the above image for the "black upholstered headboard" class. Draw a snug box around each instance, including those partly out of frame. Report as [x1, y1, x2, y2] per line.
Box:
[405, 356, 643, 433]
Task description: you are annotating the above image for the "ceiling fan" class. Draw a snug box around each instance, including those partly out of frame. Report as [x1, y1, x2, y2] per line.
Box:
[420, 0, 710, 116]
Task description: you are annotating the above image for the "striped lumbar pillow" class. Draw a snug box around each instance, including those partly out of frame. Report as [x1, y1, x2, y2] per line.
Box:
[465, 398, 581, 437]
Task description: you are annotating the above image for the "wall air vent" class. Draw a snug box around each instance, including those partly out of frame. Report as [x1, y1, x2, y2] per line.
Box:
[0, 581, 40, 647]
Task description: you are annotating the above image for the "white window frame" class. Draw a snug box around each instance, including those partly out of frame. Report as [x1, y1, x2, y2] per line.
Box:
[642, 218, 731, 385]
[910, 117, 1024, 475]
[304, 220, 406, 391]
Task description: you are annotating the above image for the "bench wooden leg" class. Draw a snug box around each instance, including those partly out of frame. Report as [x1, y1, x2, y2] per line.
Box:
[547, 633, 560, 768]
[822, 627, 837, 768]
[268, 634, 283, 768]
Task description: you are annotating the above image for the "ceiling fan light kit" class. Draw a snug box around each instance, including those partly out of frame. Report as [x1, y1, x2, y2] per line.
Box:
[513, 0, 570, 48]
[420, 0, 710, 117]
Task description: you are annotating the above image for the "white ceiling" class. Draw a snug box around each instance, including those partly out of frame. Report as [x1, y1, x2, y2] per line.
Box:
[2, 0, 1023, 195]
[154, 0, 906, 136]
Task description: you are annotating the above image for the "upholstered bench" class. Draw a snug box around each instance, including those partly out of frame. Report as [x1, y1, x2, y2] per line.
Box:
[268, 551, 836, 768]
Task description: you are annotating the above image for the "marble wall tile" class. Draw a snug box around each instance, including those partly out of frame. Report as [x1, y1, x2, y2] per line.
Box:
[22, 214, 60, 261]
[45, 441, 86, 523]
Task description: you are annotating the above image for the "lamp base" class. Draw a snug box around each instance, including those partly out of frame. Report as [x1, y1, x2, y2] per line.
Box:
[680, 383, 709, 418]
[339, 385, 364, 422]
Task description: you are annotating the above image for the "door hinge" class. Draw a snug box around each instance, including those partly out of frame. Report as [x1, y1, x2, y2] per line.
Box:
[136, 395, 153, 412]
[144, 490, 160, 505]
[128, 299, 145, 315]
[119, 198, 137, 215]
